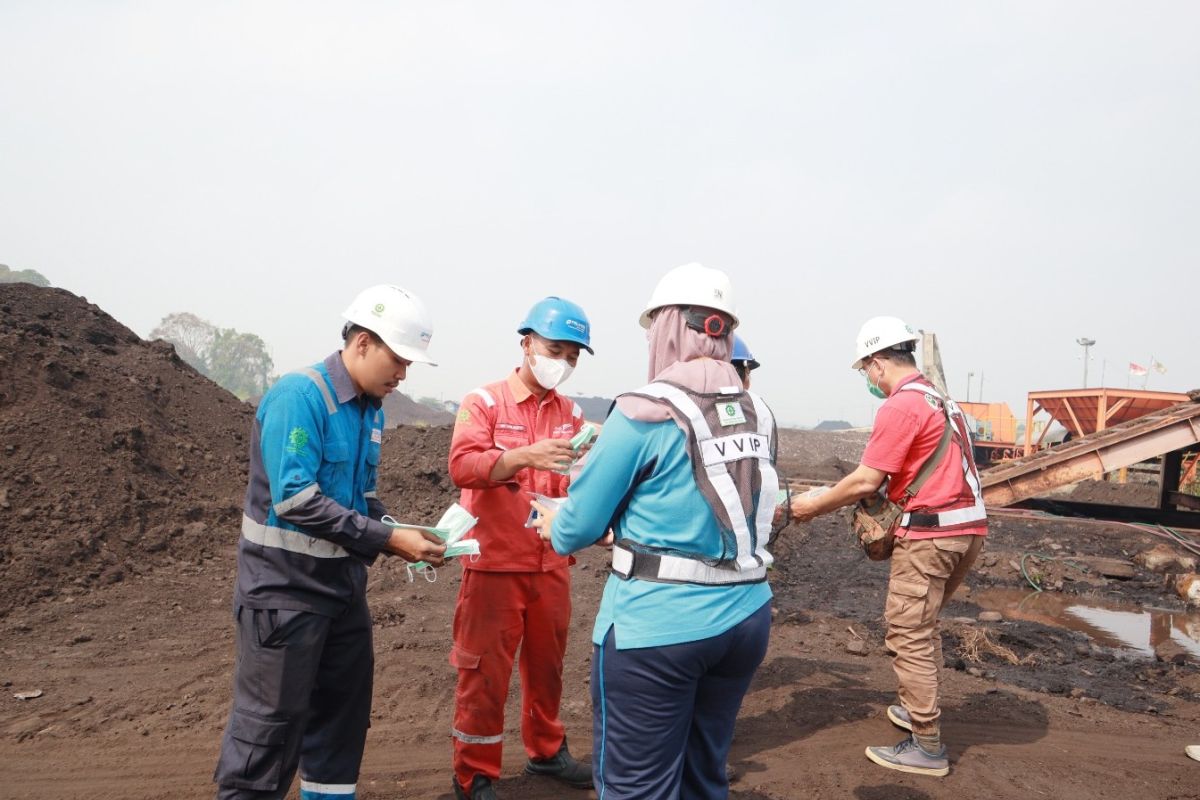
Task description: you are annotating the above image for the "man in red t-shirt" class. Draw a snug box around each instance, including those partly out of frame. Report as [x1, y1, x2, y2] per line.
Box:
[790, 316, 986, 778]
[446, 297, 595, 800]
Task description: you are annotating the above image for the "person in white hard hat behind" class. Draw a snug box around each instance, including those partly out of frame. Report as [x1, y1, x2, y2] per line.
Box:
[213, 285, 448, 800]
[789, 316, 987, 778]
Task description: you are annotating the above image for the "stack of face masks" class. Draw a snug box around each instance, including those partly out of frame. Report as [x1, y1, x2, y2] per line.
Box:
[556, 423, 599, 475]
[382, 502, 480, 583]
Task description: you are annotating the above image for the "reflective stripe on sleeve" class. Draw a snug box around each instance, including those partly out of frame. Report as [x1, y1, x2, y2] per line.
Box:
[241, 514, 349, 559]
[273, 483, 319, 516]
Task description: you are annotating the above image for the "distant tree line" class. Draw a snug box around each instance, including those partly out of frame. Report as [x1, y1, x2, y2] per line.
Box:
[151, 312, 274, 400]
[0, 264, 50, 286]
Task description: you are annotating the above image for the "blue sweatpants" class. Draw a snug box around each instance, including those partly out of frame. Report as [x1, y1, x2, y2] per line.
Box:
[591, 601, 771, 800]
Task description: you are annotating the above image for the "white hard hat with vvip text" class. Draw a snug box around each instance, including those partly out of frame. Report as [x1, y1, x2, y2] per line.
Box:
[851, 316, 919, 370]
[342, 285, 437, 365]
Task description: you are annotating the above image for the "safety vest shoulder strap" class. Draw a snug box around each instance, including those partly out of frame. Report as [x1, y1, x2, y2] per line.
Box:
[895, 381, 987, 530]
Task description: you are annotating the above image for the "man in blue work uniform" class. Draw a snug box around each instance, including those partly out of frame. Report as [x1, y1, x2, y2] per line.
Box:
[213, 285, 448, 800]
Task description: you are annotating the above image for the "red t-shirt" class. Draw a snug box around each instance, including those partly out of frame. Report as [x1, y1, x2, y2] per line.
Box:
[860, 373, 987, 540]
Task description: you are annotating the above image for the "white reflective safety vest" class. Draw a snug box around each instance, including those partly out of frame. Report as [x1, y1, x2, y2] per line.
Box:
[609, 381, 779, 586]
[894, 381, 987, 532]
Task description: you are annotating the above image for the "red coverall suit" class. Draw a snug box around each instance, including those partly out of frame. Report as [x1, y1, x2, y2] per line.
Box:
[447, 370, 583, 789]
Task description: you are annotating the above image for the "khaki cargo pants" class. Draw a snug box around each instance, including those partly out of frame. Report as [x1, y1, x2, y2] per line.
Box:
[884, 533, 984, 736]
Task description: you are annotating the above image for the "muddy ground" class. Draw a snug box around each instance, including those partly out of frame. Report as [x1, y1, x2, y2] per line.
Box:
[2, 283, 1200, 799]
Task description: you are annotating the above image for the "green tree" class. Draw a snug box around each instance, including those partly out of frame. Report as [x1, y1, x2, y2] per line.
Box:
[207, 328, 275, 400]
[0, 264, 50, 286]
[149, 312, 216, 375]
[150, 312, 275, 399]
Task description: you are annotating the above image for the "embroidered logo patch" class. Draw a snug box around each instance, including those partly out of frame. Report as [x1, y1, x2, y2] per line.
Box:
[924, 394, 942, 411]
[456, 408, 471, 425]
[371, 428, 382, 444]
[285, 426, 309, 454]
[718, 401, 747, 427]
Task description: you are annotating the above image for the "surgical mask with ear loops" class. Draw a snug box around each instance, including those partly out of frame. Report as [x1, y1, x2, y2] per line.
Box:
[863, 360, 886, 399]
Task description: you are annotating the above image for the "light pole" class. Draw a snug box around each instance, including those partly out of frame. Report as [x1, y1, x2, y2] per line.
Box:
[1076, 337, 1096, 388]
[966, 371, 975, 402]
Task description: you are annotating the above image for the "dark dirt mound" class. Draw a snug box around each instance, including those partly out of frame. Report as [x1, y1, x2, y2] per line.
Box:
[374, 425, 459, 523]
[381, 392, 454, 428]
[0, 283, 251, 616]
[1065, 477, 1162, 507]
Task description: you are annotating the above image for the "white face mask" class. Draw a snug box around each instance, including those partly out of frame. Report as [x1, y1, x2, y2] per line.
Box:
[529, 352, 575, 390]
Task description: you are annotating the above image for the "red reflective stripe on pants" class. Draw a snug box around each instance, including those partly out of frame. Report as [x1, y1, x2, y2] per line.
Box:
[451, 568, 571, 788]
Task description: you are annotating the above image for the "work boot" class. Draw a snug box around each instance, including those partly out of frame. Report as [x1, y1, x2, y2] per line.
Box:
[453, 774, 498, 800]
[524, 739, 593, 789]
[865, 735, 950, 777]
[887, 704, 913, 732]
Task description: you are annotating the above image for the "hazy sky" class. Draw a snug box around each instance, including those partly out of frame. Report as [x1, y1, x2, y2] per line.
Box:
[2, 2, 1196, 427]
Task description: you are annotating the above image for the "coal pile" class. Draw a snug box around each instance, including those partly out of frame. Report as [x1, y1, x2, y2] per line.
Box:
[375, 425, 460, 524]
[0, 283, 252, 615]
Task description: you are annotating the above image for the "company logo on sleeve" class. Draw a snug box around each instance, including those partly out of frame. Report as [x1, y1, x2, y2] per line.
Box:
[286, 427, 310, 454]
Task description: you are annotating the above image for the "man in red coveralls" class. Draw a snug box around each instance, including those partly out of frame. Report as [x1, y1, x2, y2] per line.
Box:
[446, 297, 595, 800]
[790, 316, 987, 778]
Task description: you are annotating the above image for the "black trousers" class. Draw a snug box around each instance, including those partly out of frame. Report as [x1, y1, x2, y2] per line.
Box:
[213, 597, 374, 799]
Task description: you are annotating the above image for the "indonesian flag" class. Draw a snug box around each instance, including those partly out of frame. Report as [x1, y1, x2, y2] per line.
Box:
[1129, 362, 1148, 377]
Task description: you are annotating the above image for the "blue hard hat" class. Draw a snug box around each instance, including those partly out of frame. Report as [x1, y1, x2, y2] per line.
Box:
[518, 297, 593, 354]
[732, 335, 759, 370]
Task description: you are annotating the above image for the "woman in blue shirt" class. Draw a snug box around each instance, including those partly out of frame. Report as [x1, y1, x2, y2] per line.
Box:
[530, 263, 778, 800]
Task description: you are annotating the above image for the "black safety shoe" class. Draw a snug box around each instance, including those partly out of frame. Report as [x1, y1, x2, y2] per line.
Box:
[524, 739, 593, 789]
[453, 774, 498, 800]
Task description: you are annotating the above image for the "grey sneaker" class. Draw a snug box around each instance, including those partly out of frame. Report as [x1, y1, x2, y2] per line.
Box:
[865, 736, 950, 777]
[887, 704, 913, 732]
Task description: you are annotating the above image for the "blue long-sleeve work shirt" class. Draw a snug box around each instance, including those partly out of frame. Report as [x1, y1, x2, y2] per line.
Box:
[551, 409, 772, 649]
[236, 352, 393, 616]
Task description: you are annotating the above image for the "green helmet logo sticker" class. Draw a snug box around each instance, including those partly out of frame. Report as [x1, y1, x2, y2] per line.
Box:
[372, 303, 385, 315]
[286, 426, 310, 454]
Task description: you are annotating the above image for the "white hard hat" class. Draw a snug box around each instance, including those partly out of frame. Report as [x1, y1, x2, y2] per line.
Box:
[639, 262, 739, 329]
[851, 316, 919, 370]
[342, 284, 437, 365]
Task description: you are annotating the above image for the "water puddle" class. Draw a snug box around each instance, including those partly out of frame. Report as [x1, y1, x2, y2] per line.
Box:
[971, 588, 1200, 659]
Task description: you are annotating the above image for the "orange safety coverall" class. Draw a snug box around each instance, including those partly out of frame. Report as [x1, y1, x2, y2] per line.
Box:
[447, 370, 584, 789]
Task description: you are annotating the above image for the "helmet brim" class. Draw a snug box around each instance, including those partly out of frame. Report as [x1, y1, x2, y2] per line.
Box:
[518, 327, 594, 355]
[381, 337, 437, 366]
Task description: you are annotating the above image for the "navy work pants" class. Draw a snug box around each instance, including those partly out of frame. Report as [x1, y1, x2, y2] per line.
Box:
[591, 601, 771, 800]
[213, 598, 374, 800]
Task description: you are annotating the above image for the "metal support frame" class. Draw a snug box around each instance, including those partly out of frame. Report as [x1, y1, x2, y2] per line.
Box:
[985, 395, 1200, 509]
